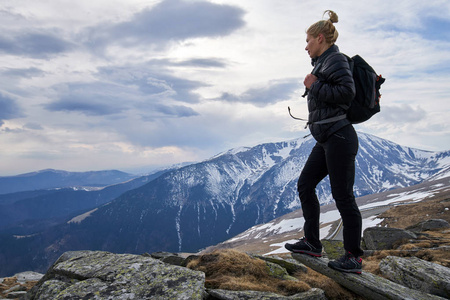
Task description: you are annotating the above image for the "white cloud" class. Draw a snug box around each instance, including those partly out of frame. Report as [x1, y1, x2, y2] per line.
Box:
[0, 0, 449, 175]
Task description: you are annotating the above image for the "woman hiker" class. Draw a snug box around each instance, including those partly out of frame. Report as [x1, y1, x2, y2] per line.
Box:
[284, 10, 364, 274]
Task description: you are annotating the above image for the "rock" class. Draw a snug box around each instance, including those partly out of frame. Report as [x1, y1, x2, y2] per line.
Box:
[379, 256, 450, 298]
[363, 227, 417, 250]
[25, 250, 206, 300]
[14, 272, 43, 284]
[0, 272, 43, 300]
[251, 255, 308, 275]
[207, 288, 326, 300]
[406, 219, 450, 233]
[4, 283, 26, 294]
[291, 253, 446, 300]
[149, 251, 186, 266]
[265, 261, 296, 281]
[7, 290, 27, 298]
[321, 239, 345, 260]
[161, 255, 186, 266]
[149, 251, 178, 259]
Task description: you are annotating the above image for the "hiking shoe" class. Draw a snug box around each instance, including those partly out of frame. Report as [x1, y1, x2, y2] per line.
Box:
[284, 237, 322, 257]
[328, 252, 362, 274]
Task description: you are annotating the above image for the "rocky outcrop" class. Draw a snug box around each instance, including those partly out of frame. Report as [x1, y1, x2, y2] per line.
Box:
[379, 256, 450, 299]
[23, 250, 324, 300]
[0, 271, 43, 300]
[291, 253, 446, 300]
[24, 251, 206, 300]
[405, 219, 450, 233]
[363, 227, 417, 250]
[17, 218, 450, 299]
[290, 219, 450, 300]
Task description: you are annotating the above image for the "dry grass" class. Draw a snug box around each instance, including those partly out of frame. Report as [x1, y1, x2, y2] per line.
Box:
[361, 197, 450, 276]
[378, 197, 450, 228]
[187, 249, 364, 298]
[187, 249, 310, 296]
[363, 247, 450, 276]
[187, 197, 450, 299]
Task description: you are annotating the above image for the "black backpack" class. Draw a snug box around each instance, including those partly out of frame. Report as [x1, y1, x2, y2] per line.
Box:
[344, 55, 385, 124]
[288, 54, 385, 125]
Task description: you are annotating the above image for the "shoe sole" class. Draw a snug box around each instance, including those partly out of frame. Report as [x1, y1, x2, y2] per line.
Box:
[285, 245, 322, 257]
[328, 264, 362, 274]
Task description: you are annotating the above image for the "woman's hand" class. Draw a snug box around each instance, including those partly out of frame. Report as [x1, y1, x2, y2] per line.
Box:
[304, 74, 318, 89]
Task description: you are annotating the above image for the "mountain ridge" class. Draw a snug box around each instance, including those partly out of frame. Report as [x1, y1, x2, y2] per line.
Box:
[0, 132, 448, 277]
[0, 169, 138, 195]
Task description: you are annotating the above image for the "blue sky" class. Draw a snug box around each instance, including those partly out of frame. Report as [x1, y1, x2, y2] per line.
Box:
[0, 0, 449, 175]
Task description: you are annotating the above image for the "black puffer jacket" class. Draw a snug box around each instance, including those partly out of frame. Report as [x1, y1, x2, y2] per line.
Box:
[307, 45, 355, 143]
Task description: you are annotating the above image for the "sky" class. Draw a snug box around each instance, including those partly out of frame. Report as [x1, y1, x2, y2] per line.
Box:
[0, 0, 449, 175]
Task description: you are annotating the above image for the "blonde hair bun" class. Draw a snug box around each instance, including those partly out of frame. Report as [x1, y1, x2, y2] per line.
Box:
[324, 10, 338, 23]
[307, 10, 339, 44]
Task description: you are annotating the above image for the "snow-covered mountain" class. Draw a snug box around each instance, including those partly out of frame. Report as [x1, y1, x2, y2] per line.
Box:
[0, 132, 448, 276]
[206, 176, 450, 256]
[83, 133, 448, 252]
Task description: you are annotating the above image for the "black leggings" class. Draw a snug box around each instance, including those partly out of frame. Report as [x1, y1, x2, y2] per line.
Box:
[297, 125, 363, 257]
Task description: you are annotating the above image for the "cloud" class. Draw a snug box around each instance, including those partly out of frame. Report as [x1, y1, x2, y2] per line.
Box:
[45, 82, 133, 116]
[218, 78, 300, 107]
[0, 0, 449, 176]
[45, 61, 204, 118]
[0, 93, 24, 125]
[97, 62, 209, 103]
[23, 122, 44, 130]
[150, 104, 199, 118]
[0, 31, 73, 58]
[2, 67, 45, 78]
[85, 0, 246, 50]
[175, 58, 228, 68]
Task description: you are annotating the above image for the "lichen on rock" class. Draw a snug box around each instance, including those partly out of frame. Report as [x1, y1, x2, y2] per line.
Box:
[26, 251, 205, 300]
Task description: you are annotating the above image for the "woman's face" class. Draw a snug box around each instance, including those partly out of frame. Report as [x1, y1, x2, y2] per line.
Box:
[305, 33, 322, 59]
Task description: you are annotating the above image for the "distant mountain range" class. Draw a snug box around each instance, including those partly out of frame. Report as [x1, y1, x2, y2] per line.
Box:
[0, 170, 168, 234]
[0, 169, 138, 194]
[0, 132, 448, 276]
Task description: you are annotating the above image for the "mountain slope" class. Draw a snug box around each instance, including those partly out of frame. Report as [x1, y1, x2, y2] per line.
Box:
[203, 176, 450, 256]
[0, 170, 169, 234]
[72, 133, 448, 254]
[0, 132, 448, 276]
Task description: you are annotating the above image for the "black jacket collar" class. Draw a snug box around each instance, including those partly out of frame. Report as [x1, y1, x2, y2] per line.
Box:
[311, 44, 340, 66]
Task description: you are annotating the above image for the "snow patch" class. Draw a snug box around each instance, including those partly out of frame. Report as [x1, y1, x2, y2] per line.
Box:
[67, 208, 98, 224]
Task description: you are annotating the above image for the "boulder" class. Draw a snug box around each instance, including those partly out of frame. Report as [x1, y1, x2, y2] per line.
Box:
[363, 227, 417, 250]
[379, 256, 450, 298]
[149, 251, 186, 266]
[207, 288, 326, 300]
[406, 219, 450, 233]
[24, 251, 206, 300]
[251, 255, 308, 275]
[291, 253, 446, 300]
[14, 271, 43, 284]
